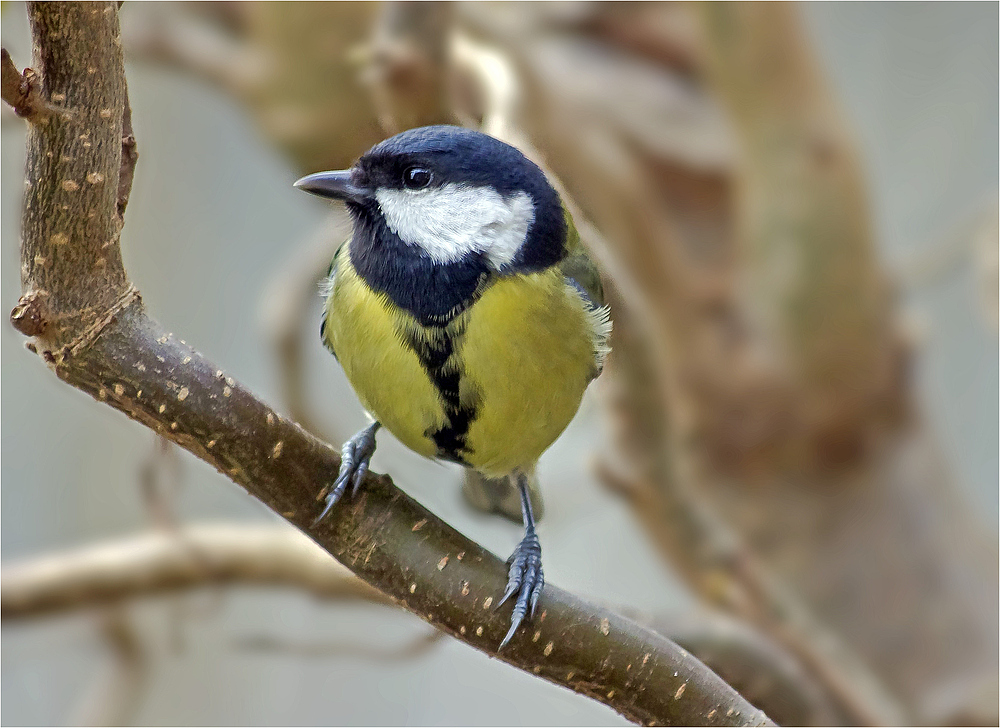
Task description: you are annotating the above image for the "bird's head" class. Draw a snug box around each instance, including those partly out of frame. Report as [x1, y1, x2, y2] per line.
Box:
[294, 126, 567, 274]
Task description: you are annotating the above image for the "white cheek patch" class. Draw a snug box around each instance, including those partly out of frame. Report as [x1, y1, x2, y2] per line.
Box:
[375, 183, 535, 269]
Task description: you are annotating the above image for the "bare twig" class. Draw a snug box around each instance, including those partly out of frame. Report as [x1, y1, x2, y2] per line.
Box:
[1, 47, 48, 120]
[138, 435, 183, 530]
[234, 630, 446, 662]
[69, 609, 148, 727]
[8, 4, 769, 725]
[257, 212, 351, 442]
[1, 524, 390, 618]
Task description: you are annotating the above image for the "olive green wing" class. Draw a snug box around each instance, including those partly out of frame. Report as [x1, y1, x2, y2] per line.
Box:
[319, 240, 349, 359]
[557, 205, 612, 374]
[558, 205, 605, 309]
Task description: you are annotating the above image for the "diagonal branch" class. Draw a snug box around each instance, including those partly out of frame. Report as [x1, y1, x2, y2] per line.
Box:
[5, 4, 769, 726]
[0, 523, 834, 725]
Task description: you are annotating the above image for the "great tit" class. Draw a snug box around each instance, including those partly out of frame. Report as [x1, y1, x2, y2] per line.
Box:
[294, 125, 611, 648]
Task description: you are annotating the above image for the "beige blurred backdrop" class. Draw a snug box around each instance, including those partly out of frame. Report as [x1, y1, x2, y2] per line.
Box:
[2, 2, 997, 725]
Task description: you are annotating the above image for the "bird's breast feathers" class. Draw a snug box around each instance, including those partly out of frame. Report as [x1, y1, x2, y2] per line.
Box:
[322, 248, 610, 475]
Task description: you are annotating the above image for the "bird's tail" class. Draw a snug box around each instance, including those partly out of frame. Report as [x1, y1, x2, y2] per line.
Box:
[461, 468, 544, 524]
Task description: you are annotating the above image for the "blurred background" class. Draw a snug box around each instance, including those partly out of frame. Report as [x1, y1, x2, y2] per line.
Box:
[2, 2, 996, 725]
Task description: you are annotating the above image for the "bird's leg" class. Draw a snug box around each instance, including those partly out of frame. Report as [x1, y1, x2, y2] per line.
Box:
[313, 421, 380, 525]
[496, 470, 544, 649]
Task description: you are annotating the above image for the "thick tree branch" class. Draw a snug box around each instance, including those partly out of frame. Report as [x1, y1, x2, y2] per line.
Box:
[35, 244, 769, 728]
[1, 524, 827, 724]
[6, 4, 769, 725]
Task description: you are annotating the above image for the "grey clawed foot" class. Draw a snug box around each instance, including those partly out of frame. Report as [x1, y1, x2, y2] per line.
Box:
[497, 528, 544, 649]
[313, 421, 380, 526]
[496, 471, 544, 650]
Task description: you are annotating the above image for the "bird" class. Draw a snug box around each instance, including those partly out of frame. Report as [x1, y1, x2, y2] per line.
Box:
[294, 125, 611, 649]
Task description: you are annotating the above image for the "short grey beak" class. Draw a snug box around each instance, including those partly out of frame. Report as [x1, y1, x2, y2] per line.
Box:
[293, 170, 370, 204]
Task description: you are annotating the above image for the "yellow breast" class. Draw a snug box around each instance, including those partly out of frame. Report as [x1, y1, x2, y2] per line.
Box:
[323, 250, 598, 476]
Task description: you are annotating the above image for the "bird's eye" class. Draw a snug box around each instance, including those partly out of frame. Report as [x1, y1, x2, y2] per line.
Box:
[403, 167, 432, 190]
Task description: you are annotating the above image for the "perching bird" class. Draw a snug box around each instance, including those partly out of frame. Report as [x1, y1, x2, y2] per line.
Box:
[294, 126, 611, 648]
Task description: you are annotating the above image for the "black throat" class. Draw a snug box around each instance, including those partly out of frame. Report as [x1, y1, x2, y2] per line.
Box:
[348, 207, 491, 326]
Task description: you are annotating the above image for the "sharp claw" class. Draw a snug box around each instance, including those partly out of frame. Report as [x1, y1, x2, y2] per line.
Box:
[311, 498, 337, 527]
[351, 460, 369, 496]
[313, 423, 380, 526]
[498, 611, 523, 651]
[529, 578, 543, 619]
[497, 579, 519, 609]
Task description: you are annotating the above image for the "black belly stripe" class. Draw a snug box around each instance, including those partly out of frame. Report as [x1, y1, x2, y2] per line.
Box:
[429, 368, 477, 463]
[402, 322, 478, 464]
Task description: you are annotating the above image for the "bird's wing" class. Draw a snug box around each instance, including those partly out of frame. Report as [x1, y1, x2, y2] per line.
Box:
[557, 205, 604, 308]
[319, 240, 349, 359]
[557, 206, 612, 374]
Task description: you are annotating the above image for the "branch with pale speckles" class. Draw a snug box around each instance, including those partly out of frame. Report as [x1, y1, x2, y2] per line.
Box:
[1, 523, 830, 724]
[5, 4, 770, 725]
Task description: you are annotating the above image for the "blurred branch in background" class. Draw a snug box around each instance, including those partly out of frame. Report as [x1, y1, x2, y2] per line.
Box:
[67, 609, 149, 728]
[138, 435, 183, 530]
[256, 212, 352, 443]
[698, 3, 907, 466]
[1, 524, 389, 620]
[894, 196, 999, 335]
[234, 629, 446, 663]
[694, 7, 997, 724]
[3, 3, 770, 725]
[122, 2, 385, 171]
[360, 1, 457, 134]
